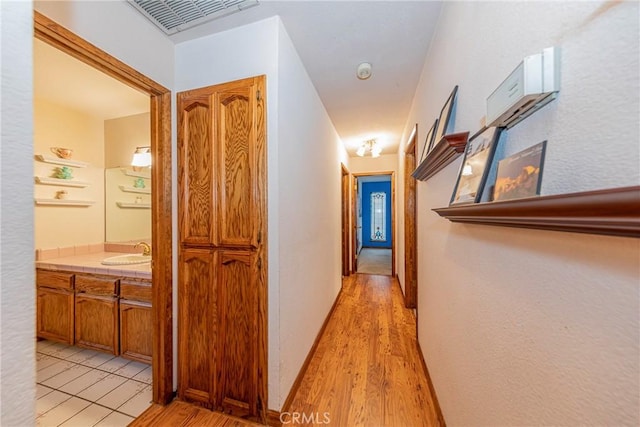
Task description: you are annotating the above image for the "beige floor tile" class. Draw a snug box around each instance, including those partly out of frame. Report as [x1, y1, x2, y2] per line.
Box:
[113, 360, 148, 378]
[37, 341, 68, 356]
[37, 354, 63, 371]
[36, 396, 90, 427]
[36, 340, 58, 352]
[96, 356, 131, 373]
[50, 345, 85, 360]
[59, 404, 112, 427]
[94, 411, 134, 427]
[81, 352, 115, 368]
[36, 390, 71, 417]
[42, 364, 93, 389]
[36, 384, 54, 399]
[37, 360, 76, 383]
[76, 374, 127, 402]
[96, 379, 148, 410]
[117, 385, 152, 418]
[132, 366, 152, 384]
[59, 369, 111, 396]
[66, 348, 100, 364]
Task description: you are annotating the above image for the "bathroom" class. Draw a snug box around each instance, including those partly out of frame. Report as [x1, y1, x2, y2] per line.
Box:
[33, 38, 155, 425]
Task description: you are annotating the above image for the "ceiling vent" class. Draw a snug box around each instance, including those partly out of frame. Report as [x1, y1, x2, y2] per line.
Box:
[128, 0, 259, 35]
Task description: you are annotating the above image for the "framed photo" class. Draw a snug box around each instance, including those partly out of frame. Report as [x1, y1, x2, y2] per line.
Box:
[450, 126, 503, 205]
[493, 141, 547, 201]
[433, 85, 458, 147]
[419, 119, 438, 163]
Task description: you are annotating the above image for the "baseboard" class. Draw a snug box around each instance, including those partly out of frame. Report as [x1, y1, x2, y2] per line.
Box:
[280, 285, 344, 413]
[416, 340, 446, 426]
[266, 409, 282, 426]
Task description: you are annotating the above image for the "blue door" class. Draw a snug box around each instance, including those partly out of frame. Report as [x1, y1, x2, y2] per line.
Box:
[361, 181, 392, 248]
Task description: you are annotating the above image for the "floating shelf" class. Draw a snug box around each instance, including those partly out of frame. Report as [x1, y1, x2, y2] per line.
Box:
[433, 186, 640, 238]
[119, 185, 150, 194]
[35, 154, 89, 168]
[121, 168, 150, 179]
[117, 202, 151, 209]
[35, 176, 90, 188]
[35, 198, 95, 207]
[412, 132, 469, 181]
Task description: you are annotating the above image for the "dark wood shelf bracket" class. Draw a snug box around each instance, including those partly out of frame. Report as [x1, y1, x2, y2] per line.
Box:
[412, 132, 469, 181]
[433, 186, 640, 238]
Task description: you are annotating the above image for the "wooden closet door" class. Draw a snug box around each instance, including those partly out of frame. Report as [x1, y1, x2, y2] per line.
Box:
[177, 76, 267, 422]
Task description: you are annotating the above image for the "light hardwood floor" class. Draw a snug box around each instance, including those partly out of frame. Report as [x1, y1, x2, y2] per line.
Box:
[130, 274, 442, 426]
[285, 274, 442, 426]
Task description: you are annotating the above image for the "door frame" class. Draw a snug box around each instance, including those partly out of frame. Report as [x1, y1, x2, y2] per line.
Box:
[34, 12, 173, 404]
[341, 164, 351, 276]
[351, 171, 396, 277]
[404, 124, 418, 308]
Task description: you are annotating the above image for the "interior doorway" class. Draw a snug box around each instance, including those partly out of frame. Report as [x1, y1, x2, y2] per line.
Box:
[404, 124, 418, 308]
[341, 164, 351, 276]
[352, 172, 396, 276]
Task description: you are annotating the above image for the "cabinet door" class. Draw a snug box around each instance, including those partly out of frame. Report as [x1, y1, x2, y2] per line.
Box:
[120, 300, 152, 364]
[75, 294, 119, 354]
[37, 287, 74, 344]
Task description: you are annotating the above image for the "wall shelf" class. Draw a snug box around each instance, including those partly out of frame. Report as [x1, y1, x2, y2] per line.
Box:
[121, 168, 150, 179]
[35, 176, 90, 188]
[412, 132, 469, 181]
[35, 198, 95, 207]
[117, 202, 151, 209]
[35, 154, 89, 168]
[433, 186, 640, 238]
[119, 185, 151, 194]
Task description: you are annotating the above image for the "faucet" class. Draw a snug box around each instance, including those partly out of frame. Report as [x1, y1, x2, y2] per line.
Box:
[135, 242, 151, 256]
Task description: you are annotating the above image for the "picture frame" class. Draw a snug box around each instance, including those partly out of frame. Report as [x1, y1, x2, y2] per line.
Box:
[450, 126, 503, 205]
[433, 85, 459, 148]
[419, 119, 438, 163]
[493, 140, 547, 201]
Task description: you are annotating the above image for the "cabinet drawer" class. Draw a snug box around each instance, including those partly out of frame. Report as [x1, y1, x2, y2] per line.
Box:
[76, 275, 119, 296]
[120, 280, 152, 303]
[37, 270, 74, 290]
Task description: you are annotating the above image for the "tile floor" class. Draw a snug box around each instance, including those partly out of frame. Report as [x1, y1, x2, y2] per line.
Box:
[36, 340, 152, 426]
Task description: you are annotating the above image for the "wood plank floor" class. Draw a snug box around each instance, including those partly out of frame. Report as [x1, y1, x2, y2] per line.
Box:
[129, 274, 441, 426]
[285, 274, 441, 426]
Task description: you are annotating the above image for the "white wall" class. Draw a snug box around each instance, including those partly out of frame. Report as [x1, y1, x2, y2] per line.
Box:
[276, 18, 348, 408]
[349, 153, 398, 174]
[399, 1, 639, 425]
[0, 1, 36, 425]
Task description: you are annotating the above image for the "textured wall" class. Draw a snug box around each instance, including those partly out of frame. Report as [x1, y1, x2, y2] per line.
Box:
[1, 1, 36, 425]
[398, 1, 639, 424]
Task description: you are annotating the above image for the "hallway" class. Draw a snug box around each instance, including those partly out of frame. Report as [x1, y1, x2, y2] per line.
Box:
[286, 274, 441, 426]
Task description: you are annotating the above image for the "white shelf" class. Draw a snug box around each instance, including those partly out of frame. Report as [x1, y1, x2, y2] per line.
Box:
[117, 202, 151, 209]
[120, 168, 150, 179]
[35, 198, 95, 207]
[119, 185, 150, 194]
[35, 176, 90, 188]
[35, 154, 89, 168]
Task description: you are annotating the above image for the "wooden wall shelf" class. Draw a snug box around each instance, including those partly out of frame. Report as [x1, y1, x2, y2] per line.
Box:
[412, 132, 469, 181]
[35, 154, 89, 168]
[433, 186, 640, 238]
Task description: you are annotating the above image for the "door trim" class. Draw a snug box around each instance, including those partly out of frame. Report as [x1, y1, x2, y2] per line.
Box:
[341, 164, 351, 276]
[34, 11, 173, 404]
[404, 124, 418, 308]
[351, 172, 396, 277]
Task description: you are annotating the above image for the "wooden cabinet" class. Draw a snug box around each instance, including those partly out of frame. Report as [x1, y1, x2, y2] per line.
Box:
[177, 76, 267, 422]
[120, 279, 152, 363]
[74, 275, 119, 354]
[36, 270, 75, 344]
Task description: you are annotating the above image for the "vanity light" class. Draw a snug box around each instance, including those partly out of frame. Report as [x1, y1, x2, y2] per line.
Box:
[131, 146, 151, 168]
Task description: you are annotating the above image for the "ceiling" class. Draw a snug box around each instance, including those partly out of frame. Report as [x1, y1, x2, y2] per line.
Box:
[34, 1, 443, 157]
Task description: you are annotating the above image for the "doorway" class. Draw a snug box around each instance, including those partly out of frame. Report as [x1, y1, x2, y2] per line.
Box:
[404, 124, 418, 308]
[341, 164, 351, 276]
[34, 11, 172, 411]
[352, 172, 396, 276]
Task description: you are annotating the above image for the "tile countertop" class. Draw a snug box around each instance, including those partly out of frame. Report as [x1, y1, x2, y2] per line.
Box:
[36, 251, 151, 280]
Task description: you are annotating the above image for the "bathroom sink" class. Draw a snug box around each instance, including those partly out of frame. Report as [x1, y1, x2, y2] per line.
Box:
[101, 254, 151, 265]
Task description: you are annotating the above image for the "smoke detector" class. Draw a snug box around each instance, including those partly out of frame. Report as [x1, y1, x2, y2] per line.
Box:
[357, 62, 372, 80]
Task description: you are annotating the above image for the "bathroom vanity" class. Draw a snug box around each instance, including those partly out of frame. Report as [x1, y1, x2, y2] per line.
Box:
[36, 249, 152, 364]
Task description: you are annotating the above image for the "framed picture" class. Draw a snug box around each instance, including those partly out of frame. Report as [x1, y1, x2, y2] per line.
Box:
[450, 126, 503, 205]
[419, 119, 438, 163]
[433, 85, 459, 147]
[493, 141, 547, 201]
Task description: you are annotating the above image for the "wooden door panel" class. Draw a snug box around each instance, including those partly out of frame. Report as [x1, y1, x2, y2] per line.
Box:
[178, 249, 216, 405]
[120, 300, 152, 364]
[216, 250, 257, 416]
[75, 294, 118, 354]
[179, 95, 216, 245]
[217, 87, 256, 247]
[37, 287, 74, 344]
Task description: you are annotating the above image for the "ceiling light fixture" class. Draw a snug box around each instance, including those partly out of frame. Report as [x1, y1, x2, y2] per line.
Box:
[357, 139, 381, 158]
[356, 62, 372, 80]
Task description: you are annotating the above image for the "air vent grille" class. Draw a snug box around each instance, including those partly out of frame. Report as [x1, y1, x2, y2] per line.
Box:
[129, 0, 259, 35]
